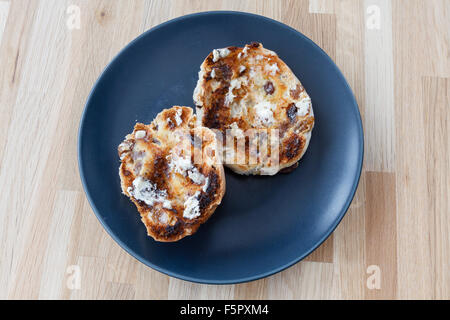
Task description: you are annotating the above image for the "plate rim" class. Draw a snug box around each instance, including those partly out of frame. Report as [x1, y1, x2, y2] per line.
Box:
[78, 10, 364, 285]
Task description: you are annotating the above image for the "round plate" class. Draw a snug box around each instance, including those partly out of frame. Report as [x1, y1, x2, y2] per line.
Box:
[78, 11, 363, 284]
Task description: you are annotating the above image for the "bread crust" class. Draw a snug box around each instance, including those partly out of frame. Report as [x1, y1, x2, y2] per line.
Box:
[118, 106, 225, 242]
[194, 43, 314, 175]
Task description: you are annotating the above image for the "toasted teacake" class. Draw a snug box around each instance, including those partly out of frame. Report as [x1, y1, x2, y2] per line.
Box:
[118, 106, 226, 241]
[194, 42, 314, 175]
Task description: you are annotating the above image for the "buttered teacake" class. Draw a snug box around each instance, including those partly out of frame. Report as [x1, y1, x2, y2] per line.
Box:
[194, 42, 314, 175]
[118, 106, 226, 242]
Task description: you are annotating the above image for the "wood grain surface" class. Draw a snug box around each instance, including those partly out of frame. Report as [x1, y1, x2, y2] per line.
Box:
[0, 0, 448, 300]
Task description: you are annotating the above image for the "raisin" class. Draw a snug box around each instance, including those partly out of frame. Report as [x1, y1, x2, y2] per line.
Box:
[287, 103, 298, 122]
[285, 136, 302, 160]
[264, 81, 275, 95]
[213, 64, 232, 80]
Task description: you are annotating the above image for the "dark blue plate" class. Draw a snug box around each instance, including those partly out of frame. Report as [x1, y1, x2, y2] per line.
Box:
[78, 11, 363, 284]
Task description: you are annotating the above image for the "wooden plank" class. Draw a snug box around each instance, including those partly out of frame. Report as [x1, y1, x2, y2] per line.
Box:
[0, 1, 10, 46]
[0, 1, 39, 299]
[38, 191, 83, 299]
[422, 77, 450, 299]
[364, 0, 395, 172]
[364, 171, 397, 299]
[333, 0, 366, 300]
[392, 0, 448, 299]
[2, 0, 73, 299]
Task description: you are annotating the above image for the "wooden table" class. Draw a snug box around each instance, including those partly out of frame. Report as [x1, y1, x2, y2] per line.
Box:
[0, 0, 448, 300]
